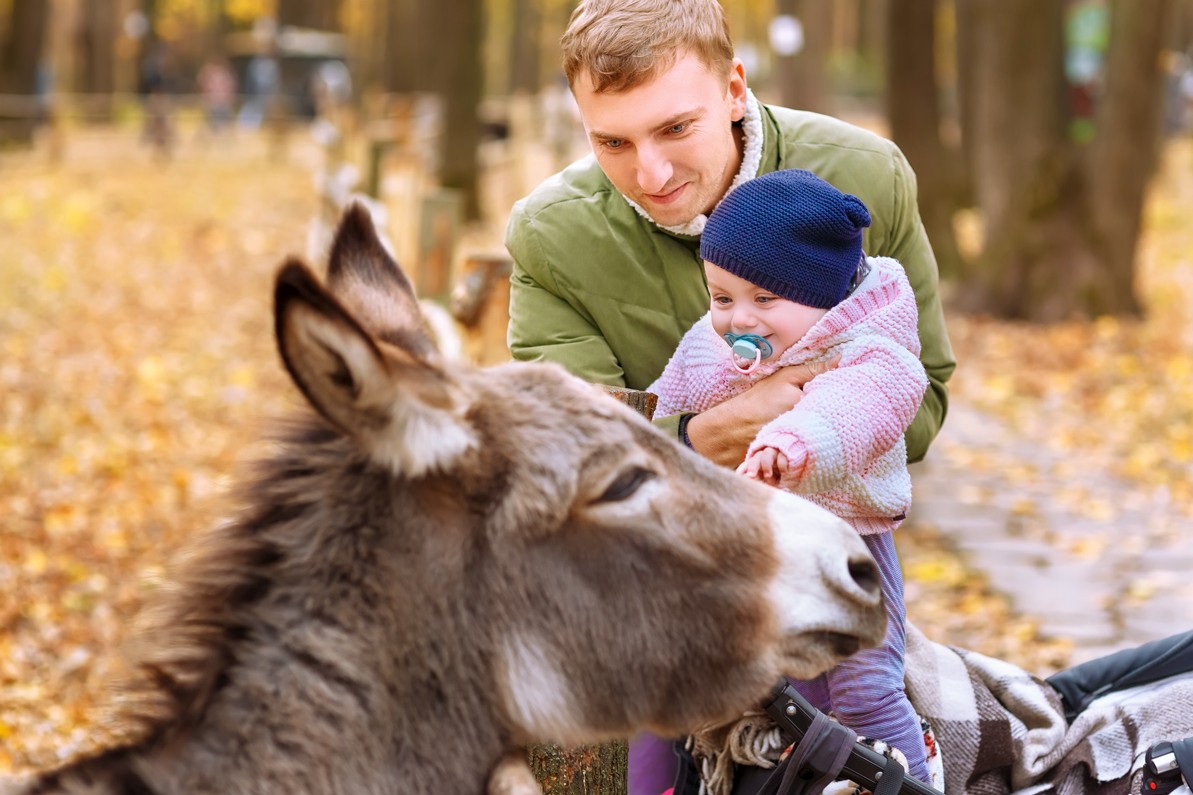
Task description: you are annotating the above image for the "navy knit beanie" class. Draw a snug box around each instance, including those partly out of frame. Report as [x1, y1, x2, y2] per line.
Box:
[700, 169, 872, 309]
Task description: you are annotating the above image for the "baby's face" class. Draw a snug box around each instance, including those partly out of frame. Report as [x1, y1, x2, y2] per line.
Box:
[705, 262, 828, 360]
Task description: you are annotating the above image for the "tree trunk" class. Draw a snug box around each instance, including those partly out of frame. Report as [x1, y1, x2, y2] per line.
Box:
[0, 0, 51, 145]
[885, 0, 966, 280]
[436, 0, 485, 221]
[509, 0, 542, 95]
[964, 0, 1072, 319]
[953, 0, 980, 202]
[382, 0, 425, 93]
[962, 0, 1169, 320]
[1082, 0, 1172, 315]
[857, 0, 888, 80]
[276, 0, 339, 30]
[529, 740, 629, 795]
[772, 0, 832, 113]
[78, 0, 118, 121]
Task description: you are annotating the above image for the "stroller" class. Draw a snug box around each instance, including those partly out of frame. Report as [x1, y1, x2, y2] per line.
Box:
[673, 629, 1193, 795]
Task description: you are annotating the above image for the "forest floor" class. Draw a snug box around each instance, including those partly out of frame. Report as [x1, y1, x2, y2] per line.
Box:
[1, 119, 1191, 772]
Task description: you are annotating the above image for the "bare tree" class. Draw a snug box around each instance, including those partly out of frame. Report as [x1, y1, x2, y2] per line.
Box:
[885, 0, 967, 279]
[77, 0, 119, 121]
[433, 0, 486, 221]
[0, 0, 51, 145]
[772, 0, 832, 113]
[509, 0, 542, 95]
[960, 0, 1171, 320]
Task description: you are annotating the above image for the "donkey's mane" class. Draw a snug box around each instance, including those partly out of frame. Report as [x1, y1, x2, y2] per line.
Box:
[107, 414, 348, 745]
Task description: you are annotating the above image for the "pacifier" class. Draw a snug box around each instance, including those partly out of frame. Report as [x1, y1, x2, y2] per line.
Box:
[724, 333, 774, 374]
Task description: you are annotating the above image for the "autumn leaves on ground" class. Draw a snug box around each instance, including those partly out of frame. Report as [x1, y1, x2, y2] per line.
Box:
[2, 129, 1192, 773]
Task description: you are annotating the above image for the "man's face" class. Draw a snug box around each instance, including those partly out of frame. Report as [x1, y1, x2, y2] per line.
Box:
[572, 52, 748, 227]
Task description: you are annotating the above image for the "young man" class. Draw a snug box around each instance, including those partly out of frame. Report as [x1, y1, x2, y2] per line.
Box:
[505, 0, 954, 473]
[507, 6, 956, 790]
[508, 4, 954, 787]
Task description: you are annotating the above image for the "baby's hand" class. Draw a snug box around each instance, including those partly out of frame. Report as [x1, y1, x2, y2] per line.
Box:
[736, 447, 789, 487]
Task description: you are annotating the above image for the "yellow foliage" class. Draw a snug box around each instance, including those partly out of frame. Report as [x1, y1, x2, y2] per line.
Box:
[225, 0, 274, 25]
[0, 133, 303, 771]
[1, 194, 30, 223]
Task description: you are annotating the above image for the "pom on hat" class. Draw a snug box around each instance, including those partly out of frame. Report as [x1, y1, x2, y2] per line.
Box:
[699, 169, 872, 309]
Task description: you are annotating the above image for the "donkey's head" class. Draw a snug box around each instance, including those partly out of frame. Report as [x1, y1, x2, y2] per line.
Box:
[271, 205, 886, 749]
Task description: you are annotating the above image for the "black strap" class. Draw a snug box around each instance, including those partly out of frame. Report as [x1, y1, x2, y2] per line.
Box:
[757, 711, 856, 795]
[740, 680, 943, 795]
[872, 752, 907, 795]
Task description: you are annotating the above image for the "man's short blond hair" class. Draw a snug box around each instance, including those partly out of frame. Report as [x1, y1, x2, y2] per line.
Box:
[561, 0, 734, 93]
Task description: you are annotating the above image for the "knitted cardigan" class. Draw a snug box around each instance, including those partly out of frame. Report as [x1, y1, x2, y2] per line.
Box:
[647, 256, 928, 534]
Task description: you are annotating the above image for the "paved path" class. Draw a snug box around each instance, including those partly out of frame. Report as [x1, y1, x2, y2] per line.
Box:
[909, 404, 1193, 669]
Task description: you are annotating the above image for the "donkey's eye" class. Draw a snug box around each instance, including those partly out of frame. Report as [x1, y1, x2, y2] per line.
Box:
[595, 467, 655, 503]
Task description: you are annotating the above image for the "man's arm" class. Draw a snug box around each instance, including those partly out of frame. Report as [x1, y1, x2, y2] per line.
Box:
[507, 265, 627, 386]
[506, 202, 629, 386]
[684, 360, 837, 468]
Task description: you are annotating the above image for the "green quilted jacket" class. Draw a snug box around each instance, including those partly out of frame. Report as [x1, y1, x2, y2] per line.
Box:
[505, 103, 955, 462]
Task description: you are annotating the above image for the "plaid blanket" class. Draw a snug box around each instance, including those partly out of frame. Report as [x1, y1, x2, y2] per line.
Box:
[904, 623, 1193, 795]
[690, 625, 1193, 795]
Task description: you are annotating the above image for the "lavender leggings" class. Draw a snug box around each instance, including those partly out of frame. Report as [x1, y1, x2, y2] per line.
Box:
[628, 532, 929, 794]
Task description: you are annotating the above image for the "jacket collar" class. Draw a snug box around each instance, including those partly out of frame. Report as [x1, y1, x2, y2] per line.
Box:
[622, 90, 766, 238]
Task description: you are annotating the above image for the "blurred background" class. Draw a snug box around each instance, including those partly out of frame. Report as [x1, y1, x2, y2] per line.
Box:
[4, 0, 1193, 319]
[1, 0, 1193, 776]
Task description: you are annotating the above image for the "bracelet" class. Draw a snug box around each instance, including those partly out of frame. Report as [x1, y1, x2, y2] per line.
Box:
[677, 413, 696, 449]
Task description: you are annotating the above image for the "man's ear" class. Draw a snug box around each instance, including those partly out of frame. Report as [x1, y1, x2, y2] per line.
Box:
[728, 57, 748, 122]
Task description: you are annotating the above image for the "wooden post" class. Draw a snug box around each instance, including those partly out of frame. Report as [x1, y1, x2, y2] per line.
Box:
[364, 94, 414, 198]
[529, 741, 629, 795]
[527, 385, 657, 795]
[450, 252, 513, 366]
[416, 188, 462, 302]
[600, 386, 658, 420]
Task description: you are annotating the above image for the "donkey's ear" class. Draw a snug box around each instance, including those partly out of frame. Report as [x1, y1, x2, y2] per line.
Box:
[274, 260, 476, 477]
[325, 203, 438, 358]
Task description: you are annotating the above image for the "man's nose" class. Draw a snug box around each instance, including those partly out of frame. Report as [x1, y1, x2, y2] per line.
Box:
[635, 143, 673, 194]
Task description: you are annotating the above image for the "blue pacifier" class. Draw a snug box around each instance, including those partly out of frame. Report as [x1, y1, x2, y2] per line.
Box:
[724, 333, 773, 374]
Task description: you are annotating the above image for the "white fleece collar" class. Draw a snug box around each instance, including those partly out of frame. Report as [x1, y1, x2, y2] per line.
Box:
[622, 89, 764, 237]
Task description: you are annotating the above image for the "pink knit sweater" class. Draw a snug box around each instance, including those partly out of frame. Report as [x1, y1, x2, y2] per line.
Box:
[647, 257, 928, 534]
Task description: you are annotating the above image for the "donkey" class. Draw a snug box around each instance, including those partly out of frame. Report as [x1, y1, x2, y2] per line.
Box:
[1, 205, 886, 795]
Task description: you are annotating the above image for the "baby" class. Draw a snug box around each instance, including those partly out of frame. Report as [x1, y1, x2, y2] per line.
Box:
[648, 168, 931, 786]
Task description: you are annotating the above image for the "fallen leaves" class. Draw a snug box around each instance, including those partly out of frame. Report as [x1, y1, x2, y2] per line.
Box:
[1, 135, 311, 770]
[897, 141, 1193, 673]
[933, 141, 1193, 526]
[898, 526, 1073, 673]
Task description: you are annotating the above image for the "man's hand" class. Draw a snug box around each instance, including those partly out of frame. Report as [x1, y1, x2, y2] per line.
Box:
[685, 357, 838, 469]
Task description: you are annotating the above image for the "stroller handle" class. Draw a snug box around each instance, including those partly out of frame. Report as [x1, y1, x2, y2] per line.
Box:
[762, 679, 945, 795]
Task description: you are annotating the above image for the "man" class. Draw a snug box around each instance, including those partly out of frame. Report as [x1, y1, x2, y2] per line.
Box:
[505, 0, 954, 474]
[507, 6, 956, 790]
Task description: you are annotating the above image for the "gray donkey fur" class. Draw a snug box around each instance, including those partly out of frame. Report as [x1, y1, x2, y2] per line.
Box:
[1, 205, 886, 795]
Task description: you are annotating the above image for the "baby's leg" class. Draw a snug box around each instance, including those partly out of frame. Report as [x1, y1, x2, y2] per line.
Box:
[824, 533, 930, 781]
[628, 732, 682, 795]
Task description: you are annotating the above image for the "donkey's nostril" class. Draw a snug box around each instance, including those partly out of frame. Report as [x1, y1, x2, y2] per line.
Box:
[848, 556, 881, 597]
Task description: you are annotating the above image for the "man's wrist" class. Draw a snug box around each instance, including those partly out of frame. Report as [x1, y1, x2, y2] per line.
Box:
[677, 413, 696, 449]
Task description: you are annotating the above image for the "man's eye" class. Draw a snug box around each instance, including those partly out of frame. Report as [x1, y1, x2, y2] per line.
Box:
[602, 139, 624, 150]
[595, 467, 655, 503]
[668, 123, 688, 134]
